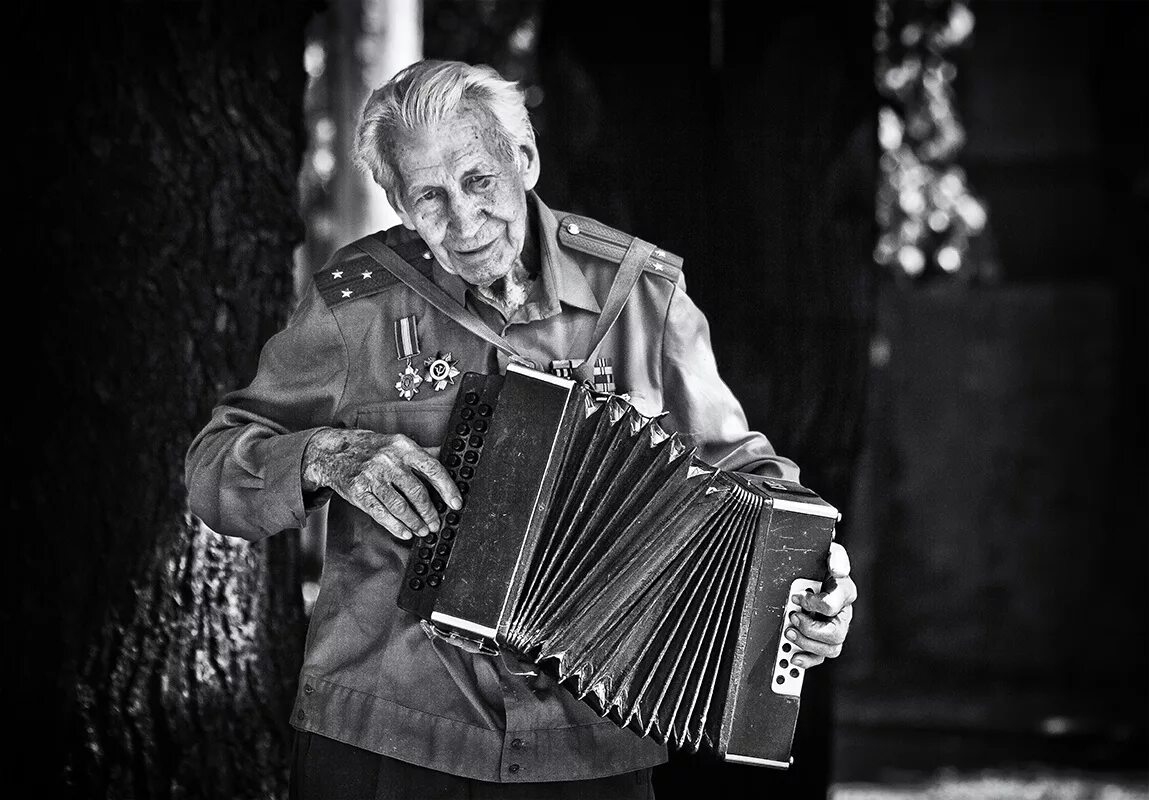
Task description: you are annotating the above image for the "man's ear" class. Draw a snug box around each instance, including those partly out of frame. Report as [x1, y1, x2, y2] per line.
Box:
[385, 188, 417, 230]
[518, 140, 540, 192]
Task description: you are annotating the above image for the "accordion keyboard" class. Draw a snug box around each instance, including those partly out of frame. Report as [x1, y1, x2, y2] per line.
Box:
[397, 372, 504, 620]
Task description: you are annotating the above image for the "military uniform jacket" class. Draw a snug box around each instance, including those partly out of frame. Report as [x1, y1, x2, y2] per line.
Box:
[185, 193, 799, 783]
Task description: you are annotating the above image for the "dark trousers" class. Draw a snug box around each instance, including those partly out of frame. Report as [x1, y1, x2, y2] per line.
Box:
[290, 731, 655, 800]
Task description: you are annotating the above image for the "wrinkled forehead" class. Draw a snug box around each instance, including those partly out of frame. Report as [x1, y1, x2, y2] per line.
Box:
[390, 103, 510, 190]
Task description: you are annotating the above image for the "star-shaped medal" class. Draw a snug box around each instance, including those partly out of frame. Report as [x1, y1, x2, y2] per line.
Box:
[423, 351, 460, 391]
[395, 363, 423, 400]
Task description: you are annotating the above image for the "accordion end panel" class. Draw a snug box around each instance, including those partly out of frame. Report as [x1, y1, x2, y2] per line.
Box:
[717, 482, 838, 769]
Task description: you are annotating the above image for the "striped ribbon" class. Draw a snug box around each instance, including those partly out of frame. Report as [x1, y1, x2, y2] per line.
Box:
[592, 357, 615, 393]
[394, 315, 420, 360]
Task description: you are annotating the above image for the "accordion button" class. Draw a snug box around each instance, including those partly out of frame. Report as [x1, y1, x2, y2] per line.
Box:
[460, 466, 474, 480]
[790, 668, 800, 678]
[460, 407, 475, 420]
[465, 392, 479, 405]
[446, 454, 461, 467]
[464, 451, 479, 464]
[468, 434, 484, 448]
[436, 543, 451, 556]
[776, 676, 785, 685]
[431, 559, 446, 571]
[782, 643, 792, 653]
[451, 438, 466, 452]
[473, 419, 488, 433]
[441, 528, 455, 541]
[455, 423, 470, 436]
[427, 575, 441, 588]
[478, 404, 492, 417]
[445, 512, 460, 525]
[779, 659, 788, 668]
[418, 547, 432, 560]
[433, 498, 447, 512]
[457, 482, 469, 494]
[414, 563, 428, 575]
[424, 533, 438, 544]
[408, 578, 424, 590]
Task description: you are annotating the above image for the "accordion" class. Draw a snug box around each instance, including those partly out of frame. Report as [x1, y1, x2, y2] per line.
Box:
[398, 363, 838, 768]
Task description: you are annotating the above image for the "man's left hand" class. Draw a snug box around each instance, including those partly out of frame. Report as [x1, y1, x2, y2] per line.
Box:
[784, 541, 856, 669]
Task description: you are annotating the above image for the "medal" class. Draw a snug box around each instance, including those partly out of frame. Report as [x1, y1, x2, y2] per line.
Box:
[394, 315, 422, 400]
[395, 363, 423, 400]
[424, 351, 460, 391]
[592, 357, 616, 394]
[548, 359, 583, 379]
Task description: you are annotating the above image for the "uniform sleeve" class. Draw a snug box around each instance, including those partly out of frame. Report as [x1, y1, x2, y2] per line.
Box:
[659, 277, 800, 481]
[185, 282, 348, 541]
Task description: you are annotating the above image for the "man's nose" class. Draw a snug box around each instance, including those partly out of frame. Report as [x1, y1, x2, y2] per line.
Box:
[446, 193, 486, 239]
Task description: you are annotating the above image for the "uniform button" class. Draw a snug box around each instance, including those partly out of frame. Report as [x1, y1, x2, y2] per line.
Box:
[567, 223, 580, 235]
[303, 683, 314, 695]
[296, 709, 306, 721]
[508, 764, 520, 774]
[510, 738, 523, 750]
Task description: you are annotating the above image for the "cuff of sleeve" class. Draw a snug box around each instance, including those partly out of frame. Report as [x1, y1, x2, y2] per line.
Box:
[258, 427, 329, 533]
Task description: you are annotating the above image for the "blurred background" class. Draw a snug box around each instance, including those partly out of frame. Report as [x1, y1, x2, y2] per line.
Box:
[10, 0, 1146, 798]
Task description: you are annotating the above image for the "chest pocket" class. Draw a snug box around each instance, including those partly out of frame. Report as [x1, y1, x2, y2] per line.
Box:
[353, 395, 456, 448]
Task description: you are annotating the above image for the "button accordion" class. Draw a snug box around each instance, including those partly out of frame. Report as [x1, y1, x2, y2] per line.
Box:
[398, 363, 838, 769]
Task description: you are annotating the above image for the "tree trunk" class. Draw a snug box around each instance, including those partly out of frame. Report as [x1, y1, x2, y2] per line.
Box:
[11, 2, 313, 796]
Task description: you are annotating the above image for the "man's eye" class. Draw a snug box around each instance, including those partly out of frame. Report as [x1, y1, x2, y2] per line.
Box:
[418, 189, 442, 203]
[469, 175, 493, 190]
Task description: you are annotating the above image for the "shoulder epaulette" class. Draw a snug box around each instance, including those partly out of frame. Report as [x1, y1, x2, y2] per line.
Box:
[315, 236, 431, 309]
[557, 214, 683, 283]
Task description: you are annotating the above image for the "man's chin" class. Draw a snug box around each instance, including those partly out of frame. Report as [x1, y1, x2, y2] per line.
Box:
[452, 263, 511, 289]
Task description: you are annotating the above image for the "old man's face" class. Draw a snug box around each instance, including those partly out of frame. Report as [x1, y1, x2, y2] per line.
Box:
[391, 107, 539, 288]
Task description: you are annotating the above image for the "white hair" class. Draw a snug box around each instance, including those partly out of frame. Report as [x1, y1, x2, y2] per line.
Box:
[354, 60, 535, 199]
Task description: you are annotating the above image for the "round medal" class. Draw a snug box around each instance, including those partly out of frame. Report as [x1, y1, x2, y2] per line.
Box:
[424, 351, 460, 391]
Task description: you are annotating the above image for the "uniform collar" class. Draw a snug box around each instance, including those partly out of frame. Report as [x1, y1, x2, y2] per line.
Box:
[428, 192, 601, 317]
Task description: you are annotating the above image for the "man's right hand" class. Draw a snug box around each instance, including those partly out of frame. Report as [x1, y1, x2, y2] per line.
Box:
[301, 428, 462, 541]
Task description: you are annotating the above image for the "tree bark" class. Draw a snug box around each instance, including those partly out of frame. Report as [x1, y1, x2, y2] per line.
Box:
[12, 2, 313, 796]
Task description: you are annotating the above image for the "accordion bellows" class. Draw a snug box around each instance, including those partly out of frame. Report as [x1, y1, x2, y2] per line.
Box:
[398, 364, 838, 768]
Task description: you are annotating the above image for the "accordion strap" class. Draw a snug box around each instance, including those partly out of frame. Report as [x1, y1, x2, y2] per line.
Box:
[352, 236, 530, 366]
[570, 237, 657, 383]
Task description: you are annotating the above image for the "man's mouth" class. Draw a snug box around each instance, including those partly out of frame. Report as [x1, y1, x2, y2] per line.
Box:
[454, 240, 496, 258]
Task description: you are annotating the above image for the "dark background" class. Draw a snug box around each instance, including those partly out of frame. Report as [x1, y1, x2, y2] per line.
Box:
[8, 0, 1147, 797]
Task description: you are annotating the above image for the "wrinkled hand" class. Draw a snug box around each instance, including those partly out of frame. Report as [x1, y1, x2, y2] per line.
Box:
[301, 428, 461, 540]
[784, 541, 856, 669]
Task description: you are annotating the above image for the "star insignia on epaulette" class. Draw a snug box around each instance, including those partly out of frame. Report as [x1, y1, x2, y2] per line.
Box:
[332, 269, 343, 279]
[341, 289, 353, 298]
[361, 271, 372, 279]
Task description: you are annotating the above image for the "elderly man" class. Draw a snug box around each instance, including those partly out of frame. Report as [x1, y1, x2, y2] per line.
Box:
[186, 59, 856, 799]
